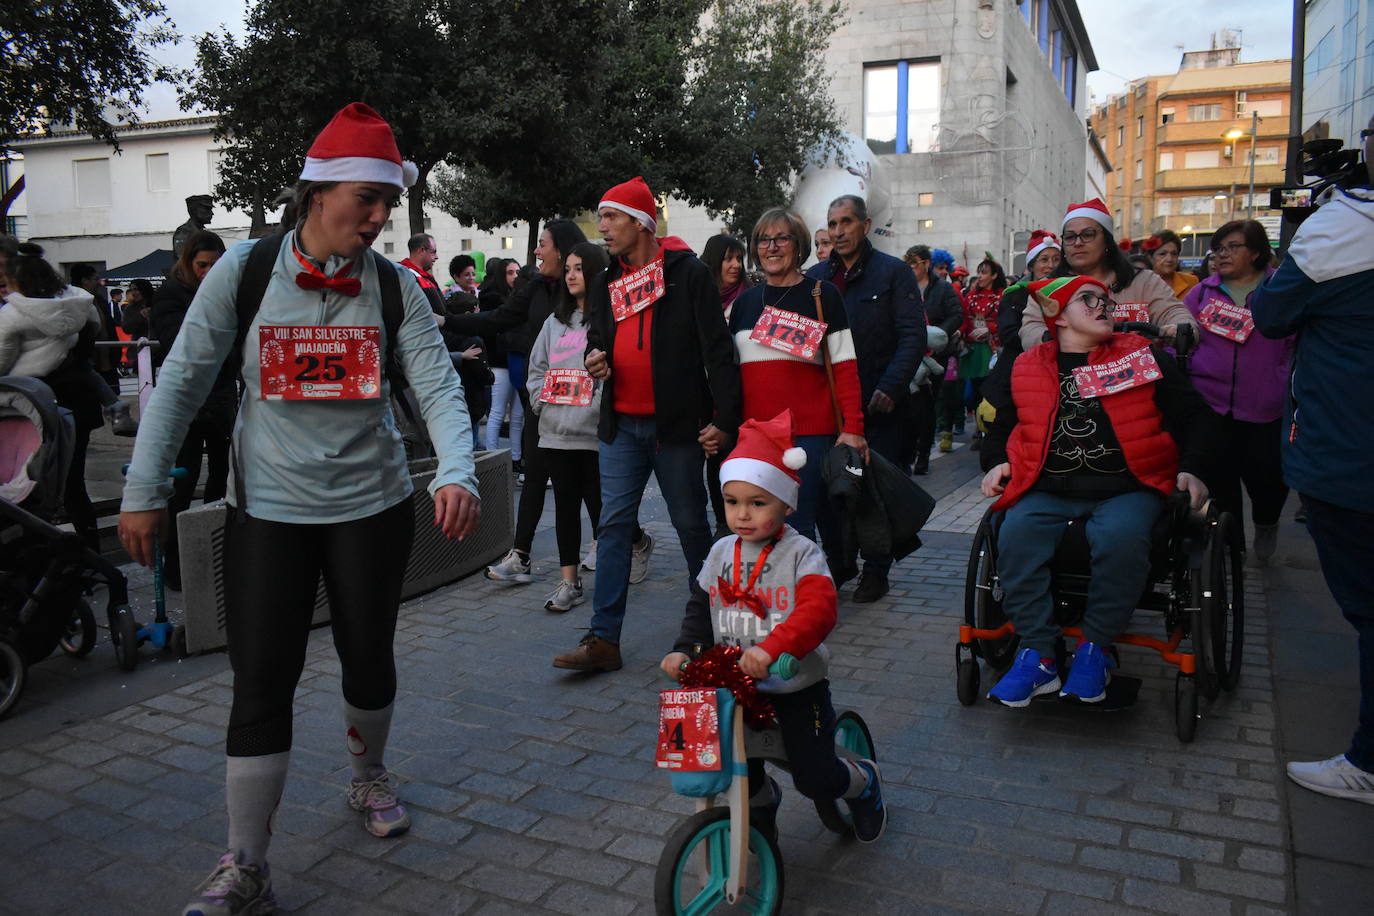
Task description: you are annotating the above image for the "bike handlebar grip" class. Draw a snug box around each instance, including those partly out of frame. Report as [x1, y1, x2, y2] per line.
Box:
[769, 653, 798, 680]
[168, 467, 190, 479]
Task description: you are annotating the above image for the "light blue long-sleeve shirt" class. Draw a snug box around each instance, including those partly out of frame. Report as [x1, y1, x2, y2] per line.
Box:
[121, 232, 476, 523]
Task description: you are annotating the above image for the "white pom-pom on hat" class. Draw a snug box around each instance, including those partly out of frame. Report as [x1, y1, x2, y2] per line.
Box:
[782, 447, 808, 470]
[401, 160, 419, 188]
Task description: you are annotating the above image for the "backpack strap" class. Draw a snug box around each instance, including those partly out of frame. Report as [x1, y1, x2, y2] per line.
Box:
[230, 233, 288, 376]
[369, 249, 407, 393]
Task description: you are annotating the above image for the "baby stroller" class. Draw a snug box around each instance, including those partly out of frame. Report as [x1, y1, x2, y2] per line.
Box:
[0, 376, 137, 718]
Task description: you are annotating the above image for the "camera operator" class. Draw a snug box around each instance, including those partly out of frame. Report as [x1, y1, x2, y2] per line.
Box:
[1252, 114, 1374, 804]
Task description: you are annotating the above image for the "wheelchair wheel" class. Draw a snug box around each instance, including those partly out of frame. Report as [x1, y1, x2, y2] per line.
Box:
[1175, 673, 1198, 743]
[0, 639, 26, 720]
[59, 600, 98, 659]
[1204, 512, 1245, 692]
[112, 606, 139, 672]
[814, 711, 876, 835]
[955, 645, 981, 706]
[654, 806, 783, 915]
[965, 513, 1016, 672]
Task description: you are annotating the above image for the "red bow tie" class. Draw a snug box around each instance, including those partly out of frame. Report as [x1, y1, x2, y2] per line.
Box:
[295, 271, 361, 297]
[717, 577, 768, 618]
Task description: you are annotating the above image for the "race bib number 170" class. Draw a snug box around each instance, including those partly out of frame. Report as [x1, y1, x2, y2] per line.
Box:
[609, 257, 666, 323]
[259, 326, 382, 400]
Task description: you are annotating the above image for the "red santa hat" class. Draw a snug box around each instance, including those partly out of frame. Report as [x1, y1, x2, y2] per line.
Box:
[599, 176, 658, 233]
[1026, 229, 1061, 264]
[299, 102, 418, 189]
[719, 410, 807, 511]
[1062, 198, 1113, 234]
[1028, 275, 1111, 335]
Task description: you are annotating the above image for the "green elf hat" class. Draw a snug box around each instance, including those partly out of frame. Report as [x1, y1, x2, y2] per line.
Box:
[1029, 275, 1110, 326]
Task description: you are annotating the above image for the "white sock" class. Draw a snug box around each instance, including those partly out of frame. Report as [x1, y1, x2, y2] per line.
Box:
[842, 759, 870, 800]
[225, 752, 289, 867]
[344, 701, 393, 779]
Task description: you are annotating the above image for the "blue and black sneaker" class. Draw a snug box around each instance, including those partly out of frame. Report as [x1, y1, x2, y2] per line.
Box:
[845, 759, 886, 843]
[988, 647, 1061, 708]
[1060, 641, 1115, 703]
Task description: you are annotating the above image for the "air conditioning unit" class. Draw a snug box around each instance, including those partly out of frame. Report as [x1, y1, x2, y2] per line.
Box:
[1224, 144, 1234, 158]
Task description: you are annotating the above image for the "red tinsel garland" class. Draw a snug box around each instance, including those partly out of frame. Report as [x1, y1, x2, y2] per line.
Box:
[678, 644, 776, 730]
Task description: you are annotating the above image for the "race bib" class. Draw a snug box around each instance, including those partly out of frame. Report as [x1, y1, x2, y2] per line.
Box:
[1198, 300, 1254, 343]
[538, 368, 594, 406]
[259, 326, 382, 400]
[1072, 347, 1162, 398]
[1113, 302, 1152, 324]
[748, 305, 827, 360]
[656, 689, 722, 771]
[609, 256, 665, 322]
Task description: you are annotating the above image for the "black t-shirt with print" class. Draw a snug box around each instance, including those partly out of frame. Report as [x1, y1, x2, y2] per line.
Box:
[1032, 351, 1140, 499]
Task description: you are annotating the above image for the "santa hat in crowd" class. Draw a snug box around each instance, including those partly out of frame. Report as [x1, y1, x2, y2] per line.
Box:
[599, 176, 658, 233]
[1028, 275, 1111, 334]
[720, 410, 807, 511]
[299, 103, 418, 189]
[1026, 230, 1061, 263]
[1062, 198, 1113, 234]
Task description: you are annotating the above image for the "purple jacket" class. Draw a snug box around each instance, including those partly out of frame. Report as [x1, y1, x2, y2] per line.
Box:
[1183, 270, 1294, 423]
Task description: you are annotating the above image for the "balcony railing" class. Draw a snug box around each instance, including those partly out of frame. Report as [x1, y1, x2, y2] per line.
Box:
[1155, 163, 1286, 190]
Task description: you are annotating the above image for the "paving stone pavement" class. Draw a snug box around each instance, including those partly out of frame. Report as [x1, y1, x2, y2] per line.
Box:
[0, 449, 1298, 915]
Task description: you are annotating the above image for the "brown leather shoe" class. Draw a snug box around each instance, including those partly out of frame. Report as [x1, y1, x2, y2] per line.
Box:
[552, 633, 623, 672]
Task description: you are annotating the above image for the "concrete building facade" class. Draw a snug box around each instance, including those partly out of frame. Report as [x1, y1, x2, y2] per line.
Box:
[1092, 40, 1290, 256]
[1302, 0, 1374, 147]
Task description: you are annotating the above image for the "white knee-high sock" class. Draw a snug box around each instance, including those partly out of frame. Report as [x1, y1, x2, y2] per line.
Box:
[842, 759, 871, 800]
[344, 701, 394, 779]
[225, 752, 289, 867]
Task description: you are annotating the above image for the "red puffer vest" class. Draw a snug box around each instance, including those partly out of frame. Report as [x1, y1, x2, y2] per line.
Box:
[992, 334, 1179, 511]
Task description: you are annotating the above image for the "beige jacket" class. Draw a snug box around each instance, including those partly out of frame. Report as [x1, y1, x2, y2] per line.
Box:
[1019, 269, 1195, 351]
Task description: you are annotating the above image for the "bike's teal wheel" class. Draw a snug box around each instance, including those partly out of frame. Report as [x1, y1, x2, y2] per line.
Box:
[814, 711, 877, 835]
[654, 807, 783, 916]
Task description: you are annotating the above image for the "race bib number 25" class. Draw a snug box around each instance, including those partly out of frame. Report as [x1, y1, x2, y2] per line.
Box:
[259, 326, 382, 400]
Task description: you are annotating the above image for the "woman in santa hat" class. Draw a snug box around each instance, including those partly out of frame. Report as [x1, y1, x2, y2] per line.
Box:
[119, 102, 481, 914]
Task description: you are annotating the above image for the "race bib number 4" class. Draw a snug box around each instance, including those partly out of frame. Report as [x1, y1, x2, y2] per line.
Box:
[1072, 347, 1162, 399]
[655, 689, 722, 771]
[539, 368, 594, 406]
[749, 305, 827, 360]
[1114, 302, 1152, 324]
[609, 257, 665, 322]
[1198, 300, 1255, 343]
[259, 326, 382, 400]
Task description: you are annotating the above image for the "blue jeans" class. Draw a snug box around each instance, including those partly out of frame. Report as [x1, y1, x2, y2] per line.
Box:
[590, 414, 713, 643]
[997, 489, 1164, 656]
[788, 434, 837, 554]
[1301, 494, 1374, 772]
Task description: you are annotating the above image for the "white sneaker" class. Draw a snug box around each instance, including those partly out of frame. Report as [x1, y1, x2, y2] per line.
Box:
[1286, 754, 1374, 804]
[544, 578, 583, 612]
[485, 549, 532, 583]
[629, 532, 654, 585]
[580, 539, 597, 572]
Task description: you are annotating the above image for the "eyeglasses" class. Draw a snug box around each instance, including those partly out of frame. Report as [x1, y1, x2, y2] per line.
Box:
[1074, 293, 1113, 314]
[1062, 228, 1101, 245]
[757, 235, 795, 249]
[1214, 243, 1248, 255]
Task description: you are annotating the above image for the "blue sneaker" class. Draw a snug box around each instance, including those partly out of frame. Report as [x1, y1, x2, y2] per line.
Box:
[1060, 641, 1115, 703]
[988, 647, 1061, 707]
[844, 759, 886, 843]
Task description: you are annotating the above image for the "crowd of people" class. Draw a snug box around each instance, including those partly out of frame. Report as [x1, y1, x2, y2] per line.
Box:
[1, 100, 1371, 915]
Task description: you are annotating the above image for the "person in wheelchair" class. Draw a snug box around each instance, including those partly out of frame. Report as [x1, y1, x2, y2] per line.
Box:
[980, 275, 1215, 707]
[660, 410, 887, 842]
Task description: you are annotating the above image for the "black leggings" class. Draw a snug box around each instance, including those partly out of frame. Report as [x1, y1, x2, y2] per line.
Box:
[513, 386, 552, 553]
[747, 679, 850, 801]
[548, 448, 601, 568]
[1209, 415, 1289, 528]
[224, 499, 414, 757]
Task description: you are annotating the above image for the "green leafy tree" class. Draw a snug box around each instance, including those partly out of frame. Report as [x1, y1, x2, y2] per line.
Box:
[0, 0, 175, 220]
[177, 0, 466, 236]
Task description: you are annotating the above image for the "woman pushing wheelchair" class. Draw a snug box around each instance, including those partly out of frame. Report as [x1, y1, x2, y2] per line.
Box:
[978, 275, 1218, 708]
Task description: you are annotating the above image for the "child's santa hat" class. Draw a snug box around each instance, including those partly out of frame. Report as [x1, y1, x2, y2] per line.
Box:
[1062, 198, 1113, 234]
[299, 103, 418, 189]
[720, 410, 807, 511]
[1026, 230, 1061, 263]
[1029, 275, 1111, 334]
[599, 176, 658, 233]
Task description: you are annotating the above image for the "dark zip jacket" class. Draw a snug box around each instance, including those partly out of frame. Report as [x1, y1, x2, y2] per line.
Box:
[585, 246, 741, 445]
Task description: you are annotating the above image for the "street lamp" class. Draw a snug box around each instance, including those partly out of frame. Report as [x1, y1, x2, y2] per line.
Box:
[1224, 110, 1260, 220]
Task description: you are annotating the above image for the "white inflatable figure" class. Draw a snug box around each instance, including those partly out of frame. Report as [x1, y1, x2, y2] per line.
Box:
[791, 132, 899, 258]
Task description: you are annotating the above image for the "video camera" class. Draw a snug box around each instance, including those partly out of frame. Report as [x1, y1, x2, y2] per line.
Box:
[1271, 137, 1368, 224]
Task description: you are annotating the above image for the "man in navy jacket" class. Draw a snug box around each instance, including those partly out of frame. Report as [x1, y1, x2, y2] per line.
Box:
[807, 194, 926, 601]
[1252, 116, 1374, 804]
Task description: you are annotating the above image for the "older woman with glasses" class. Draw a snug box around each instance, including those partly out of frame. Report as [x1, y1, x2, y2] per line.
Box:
[728, 208, 866, 556]
[1019, 199, 1194, 352]
[1143, 229, 1199, 297]
[1184, 219, 1291, 564]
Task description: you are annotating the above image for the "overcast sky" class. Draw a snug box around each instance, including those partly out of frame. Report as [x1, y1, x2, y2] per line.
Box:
[140, 1, 1299, 119]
